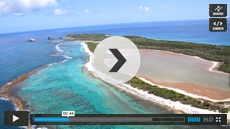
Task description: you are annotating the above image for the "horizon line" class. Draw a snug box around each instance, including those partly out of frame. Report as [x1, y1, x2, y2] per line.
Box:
[0, 18, 225, 35]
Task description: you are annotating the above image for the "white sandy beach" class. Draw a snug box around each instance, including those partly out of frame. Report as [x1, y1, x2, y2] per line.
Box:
[81, 43, 95, 73]
[81, 42, 230, 122]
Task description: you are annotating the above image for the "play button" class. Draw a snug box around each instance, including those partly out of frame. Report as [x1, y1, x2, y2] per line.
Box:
[4, 111, 29, 126]
[13, 115, 19, 122]
[93, 36, 140, 84]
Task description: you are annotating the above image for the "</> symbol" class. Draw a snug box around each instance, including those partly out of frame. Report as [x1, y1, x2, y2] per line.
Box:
[216, 117, 221, 122]
[213, 21, 223, 26]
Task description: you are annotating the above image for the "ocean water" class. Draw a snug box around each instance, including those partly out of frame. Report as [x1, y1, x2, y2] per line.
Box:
[0, 20, 229, 129]
[0, 33, 64, 129]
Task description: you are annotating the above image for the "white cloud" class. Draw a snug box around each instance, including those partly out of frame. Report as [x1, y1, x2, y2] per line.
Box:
[144, 7, 150, 11]
[139, 6, 150, 12]
[84, 9, 92, 14]
[139, 6, 143, 10]
[0, 0, 57, 15]
[54, 8, 68, 15]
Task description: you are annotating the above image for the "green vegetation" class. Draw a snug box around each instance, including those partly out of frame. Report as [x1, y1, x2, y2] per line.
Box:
[86, 42, 97, 52]
[85, 41, 229, 113]
[219, 108, 229, 113]
[128, 77, 228, 113]
[67, 34, 108, 41]
[68, 34, 230, 73]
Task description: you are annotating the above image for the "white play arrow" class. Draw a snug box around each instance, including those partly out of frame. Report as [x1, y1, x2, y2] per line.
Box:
[13, 115, 19, 122]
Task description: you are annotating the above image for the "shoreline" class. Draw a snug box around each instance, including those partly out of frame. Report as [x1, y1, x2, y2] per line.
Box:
[81, 42, 95, 73]
[82, 42, 230, 122]
[194, 55, 226, 75]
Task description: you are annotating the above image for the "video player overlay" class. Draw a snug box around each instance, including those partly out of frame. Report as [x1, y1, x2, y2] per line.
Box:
[4, 111, 227, 126]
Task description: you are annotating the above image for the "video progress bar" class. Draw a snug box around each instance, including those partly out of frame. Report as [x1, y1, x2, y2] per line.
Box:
[31, 114, 227, 125]
[34, 117, 184, 123]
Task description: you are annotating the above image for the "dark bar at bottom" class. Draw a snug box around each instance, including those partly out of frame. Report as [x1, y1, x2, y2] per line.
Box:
[31, 114, 227, 125]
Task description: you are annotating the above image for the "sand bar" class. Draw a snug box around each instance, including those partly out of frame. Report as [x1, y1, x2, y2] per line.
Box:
[0, 65, 49, 111]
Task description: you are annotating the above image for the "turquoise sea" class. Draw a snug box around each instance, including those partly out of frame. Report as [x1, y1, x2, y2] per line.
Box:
[0, 20, 229, 129]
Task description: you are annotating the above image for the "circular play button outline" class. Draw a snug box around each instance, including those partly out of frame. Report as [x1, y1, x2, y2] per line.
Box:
[93, 36, 140, 84]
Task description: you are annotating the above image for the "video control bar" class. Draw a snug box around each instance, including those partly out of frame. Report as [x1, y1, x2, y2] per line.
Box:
[30, 114, 227, 125]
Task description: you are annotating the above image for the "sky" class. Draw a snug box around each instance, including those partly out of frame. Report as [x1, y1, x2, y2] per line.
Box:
[0, 0, 229, 34]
